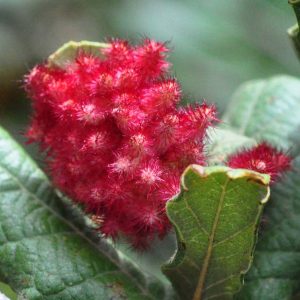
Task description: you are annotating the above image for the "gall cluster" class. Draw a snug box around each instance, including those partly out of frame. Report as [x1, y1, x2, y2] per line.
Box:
[25, 39, 291, 248]
[227, 142, 291, 183]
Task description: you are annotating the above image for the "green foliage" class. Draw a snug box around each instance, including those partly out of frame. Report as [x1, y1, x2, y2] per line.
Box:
[162, 166, 270, 300]
[0, 126, 169, 300]
[223, 75, 300, 151]
[219, 75, 300, 299]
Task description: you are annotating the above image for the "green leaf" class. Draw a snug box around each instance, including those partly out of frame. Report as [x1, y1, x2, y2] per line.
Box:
[235, 159, 300, 300]
[162, 165, 270, 300]
[47, 40, 109, 68]
[206, 128, 256, 166]
[223, 75, 300, 152]
[220, 75, 300, 299]
[0, 125, 169, 300]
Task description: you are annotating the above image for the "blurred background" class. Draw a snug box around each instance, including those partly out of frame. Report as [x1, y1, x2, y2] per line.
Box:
[0, 0, 299, 153]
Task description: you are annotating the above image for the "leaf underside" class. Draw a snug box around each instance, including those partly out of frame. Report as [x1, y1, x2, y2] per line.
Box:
[162, 165, 270, 300]
[0, 126, 167, 300]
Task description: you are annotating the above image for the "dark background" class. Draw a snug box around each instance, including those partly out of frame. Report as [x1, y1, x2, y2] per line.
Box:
[0, 0, 298, 153]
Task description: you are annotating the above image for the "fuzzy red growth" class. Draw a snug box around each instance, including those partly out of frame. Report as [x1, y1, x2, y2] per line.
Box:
[227, 143, 292, 182]
[24, 39, 218, 248]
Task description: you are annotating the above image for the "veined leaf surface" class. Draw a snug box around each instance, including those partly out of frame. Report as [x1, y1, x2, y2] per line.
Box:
[162, 165, 270, 300]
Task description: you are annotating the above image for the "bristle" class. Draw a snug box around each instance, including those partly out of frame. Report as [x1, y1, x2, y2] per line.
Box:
[24, 39, 218, 249]
[227, 142, 292, 182]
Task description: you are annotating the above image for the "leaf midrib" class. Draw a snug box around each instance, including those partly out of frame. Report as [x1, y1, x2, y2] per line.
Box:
[0, 158, 154, 299]
[192, 177, 229, 300]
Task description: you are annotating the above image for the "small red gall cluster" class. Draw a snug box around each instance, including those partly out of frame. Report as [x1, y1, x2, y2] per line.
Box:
[227, 143, 291, 182]
[25, 39, 291, 248]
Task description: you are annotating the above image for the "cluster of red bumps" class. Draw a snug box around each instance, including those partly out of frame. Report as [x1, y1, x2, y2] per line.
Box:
[227, 142, 291, 183]
[25, 39, 291, 248]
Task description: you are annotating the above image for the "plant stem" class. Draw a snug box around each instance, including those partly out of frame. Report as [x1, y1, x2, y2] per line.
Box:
[288, 0, 300, 58]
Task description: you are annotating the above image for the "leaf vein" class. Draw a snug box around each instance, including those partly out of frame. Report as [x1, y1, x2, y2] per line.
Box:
[183, 196, 209, 236]
[212, 223, 253, 247]
[204, 274, 237, 291]
[193, 177, 230, 300]
[0, 161, 154, 299]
